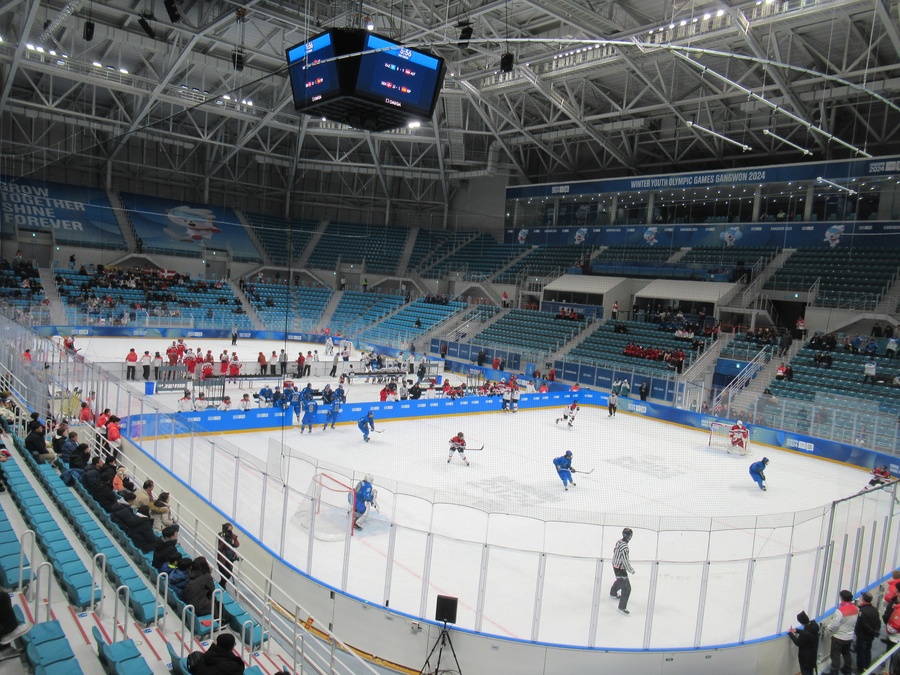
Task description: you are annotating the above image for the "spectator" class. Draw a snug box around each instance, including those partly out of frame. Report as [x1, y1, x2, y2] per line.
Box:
[888, 336, 898, 360]
[125, 348, 138, 380]
[825, 589, 858, 675]
[166, 556, 192, 598]
[59, 431, 79, 464]
[787, 610, 819, 675]
[152, 525, 181, 569]
[217, 523, 240, 588]
[784, 365, 794, 382]
[257, 352, 267, 375]
[128, 505, 158, 553]
[182, 557, 217, 616]
[92, 473, 119, 511]
[863, 358, 877, 384]
[135, 479, 155, 509]
[68, 442, 91, 471]
[24, 424, 55, 464]
[775, 363, 787, 380]
[639, 381, 649, 401]
[81, 457, 103, 492]
[0, 588, 31, 645]
[150, 492, 177, 533]
[864, 338, 878, 356]
[109, 492, 140, 531]
[855, 591, 881, 672]
[191, 632, 245, 675]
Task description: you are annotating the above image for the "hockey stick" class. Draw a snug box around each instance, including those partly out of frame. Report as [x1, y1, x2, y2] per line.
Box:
[464, 445, 485, 451]
[573, 468, 595, 475]
[372, 429, 384, 434]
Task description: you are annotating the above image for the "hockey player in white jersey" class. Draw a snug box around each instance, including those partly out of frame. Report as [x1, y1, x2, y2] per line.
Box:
[556, 400, 580, 428]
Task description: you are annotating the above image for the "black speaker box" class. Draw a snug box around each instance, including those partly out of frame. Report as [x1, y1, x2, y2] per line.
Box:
[435, 595, 458, 624]
[83, 21, 94, 41]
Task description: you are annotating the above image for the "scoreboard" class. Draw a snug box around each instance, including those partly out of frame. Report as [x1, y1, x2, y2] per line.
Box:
[286, 29, 446, 132]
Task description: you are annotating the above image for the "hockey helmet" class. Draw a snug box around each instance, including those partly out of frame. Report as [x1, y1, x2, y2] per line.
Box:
[364, 474, 374, 483]
[622, 527, 634, 540]
[883, 465, 889, 470]
[736, 420, 743, 427]
[573, 398, 578, 404]
[565, 450, 573, 458]
[367, 411, 374, 417]
[762, 457, 769, 464]
[458, 432, 464, 438]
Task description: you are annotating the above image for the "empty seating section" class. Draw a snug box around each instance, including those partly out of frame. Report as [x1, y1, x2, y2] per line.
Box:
[327, 291, 406, 335]
[593, 246, 675, 263]
[306, 222, 408, 274]
[247, 284, 332, 330]
[494, 246, 586, 283]
[422, 235, 522, 279]
[680, 246, 778, 266]
[358, 298, 466, 344]
[567, 320, 700, 373]
[761, 347, 898, 451]
[55, 269, 253, 329]
[472, 309, 589, 354]
[409, 229, 476, 271]
[764, 248, 900, 309]
[244, 213, 317, 266]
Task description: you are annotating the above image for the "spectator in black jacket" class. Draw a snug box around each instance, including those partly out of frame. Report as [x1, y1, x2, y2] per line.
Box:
[193, 632, 244, 674]
[68, 443, 91, 471]
[81, 457, 103, 492]
[128, 505, 158, 553]
[787, 611, 820, 675]
[109, 492, 140, 531]
[24, 425, 55, 464]
[152, 525, 180, 569]
[182, 557, 216, 616]
[855, 592, 881, 672]
[92, 473, 119, 511]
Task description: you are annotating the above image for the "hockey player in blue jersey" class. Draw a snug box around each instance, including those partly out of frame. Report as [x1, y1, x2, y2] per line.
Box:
[335, 384, 347, 403]
[352, 475, 378, 531]
[289, 387, 303, 421]
[321, 384, 334, 405]
[258, 385, 273, 405]
[553, 450, 577, 490]
[358, 411, 375, 442]
[300, 382, 315, 403]
[749, 457, 769, 491]
[324, 398, 342, 430]
[300, 399, 318, 433]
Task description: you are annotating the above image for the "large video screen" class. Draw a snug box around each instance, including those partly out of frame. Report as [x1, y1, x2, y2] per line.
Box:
[286, 31, 341, 108]
[354, 34, 444, 118]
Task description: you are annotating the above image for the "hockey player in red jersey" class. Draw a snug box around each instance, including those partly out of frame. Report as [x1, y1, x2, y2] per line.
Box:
[448, 432, 470, 466]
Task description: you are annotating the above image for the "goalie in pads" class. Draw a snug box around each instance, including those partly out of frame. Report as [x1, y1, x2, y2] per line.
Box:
[729, 420, 749, 454]
[351, 475, 378, 531]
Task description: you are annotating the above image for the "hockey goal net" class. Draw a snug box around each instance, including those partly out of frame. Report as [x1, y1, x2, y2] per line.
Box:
[293, 473, 356, 541]
[709, 422, 750, 455]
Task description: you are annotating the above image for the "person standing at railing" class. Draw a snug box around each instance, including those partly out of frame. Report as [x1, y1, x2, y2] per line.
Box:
[124, 348, 138, 380]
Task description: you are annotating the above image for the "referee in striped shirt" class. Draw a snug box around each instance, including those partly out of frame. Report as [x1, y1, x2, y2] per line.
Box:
[610, 527, 635, 615]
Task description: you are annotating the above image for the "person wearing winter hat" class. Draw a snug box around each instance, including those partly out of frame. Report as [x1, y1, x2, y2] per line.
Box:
[788, 610, 820, 675]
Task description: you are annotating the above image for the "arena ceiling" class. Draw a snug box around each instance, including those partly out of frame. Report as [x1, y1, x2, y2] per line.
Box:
[1, 0, 899, 221]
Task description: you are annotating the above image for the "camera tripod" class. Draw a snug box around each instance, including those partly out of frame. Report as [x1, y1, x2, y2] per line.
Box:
[419, 621, 462, 675]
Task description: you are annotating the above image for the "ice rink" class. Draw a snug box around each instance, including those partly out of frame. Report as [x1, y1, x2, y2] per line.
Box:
[70, 335, 888, 649]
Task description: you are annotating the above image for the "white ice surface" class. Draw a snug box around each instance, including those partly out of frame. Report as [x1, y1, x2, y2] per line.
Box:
[71, 336, 888, 649]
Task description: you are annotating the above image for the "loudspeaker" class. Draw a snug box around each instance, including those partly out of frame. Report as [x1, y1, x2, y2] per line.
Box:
[232, 51, 244, 71]
[435, 595, 458, 624]
[164, 0, 181, 23]
[500, 52, 514, 73]
[83, 20, 94, 41]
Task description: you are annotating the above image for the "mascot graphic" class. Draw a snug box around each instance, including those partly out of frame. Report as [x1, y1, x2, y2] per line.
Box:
[824, 224, 844, 248]
[720, 226, 743, 246]
[643, 227, 659, 246]
[517, 228, 528, 245]
[164, 206, 222, 243]
[574, 227, 587, 245]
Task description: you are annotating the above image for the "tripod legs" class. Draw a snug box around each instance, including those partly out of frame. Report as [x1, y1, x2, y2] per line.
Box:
[419, 623, 462, 675]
